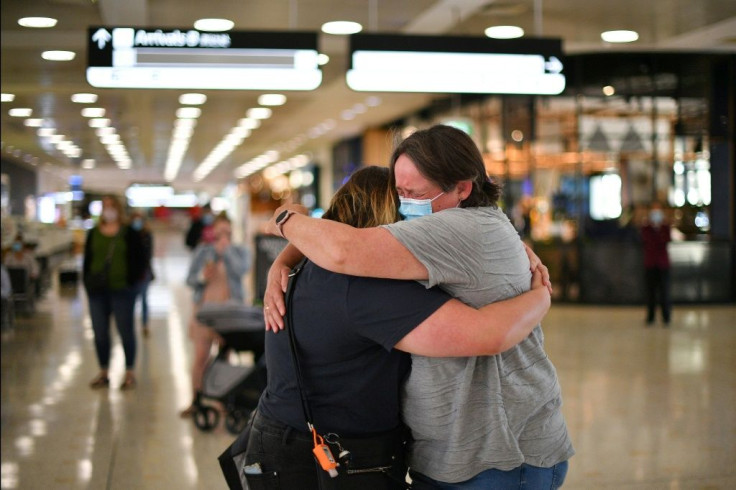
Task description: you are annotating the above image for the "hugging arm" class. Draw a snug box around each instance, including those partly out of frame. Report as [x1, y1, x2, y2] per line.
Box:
[267, 205, 427, 280]
[263, 204, 551, 331]
[395, 269, 551, 357]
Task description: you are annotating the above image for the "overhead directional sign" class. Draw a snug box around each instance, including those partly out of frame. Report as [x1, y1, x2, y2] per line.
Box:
[86, 27, 322, 90]
[346, 34, 566, 95]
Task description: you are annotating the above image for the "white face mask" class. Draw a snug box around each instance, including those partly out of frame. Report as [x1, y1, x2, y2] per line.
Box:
[102, 209, 118, 222]
[398, 192, 444, 221]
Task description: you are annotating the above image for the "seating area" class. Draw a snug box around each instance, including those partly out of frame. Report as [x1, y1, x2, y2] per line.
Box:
[1, 221, 75, 331]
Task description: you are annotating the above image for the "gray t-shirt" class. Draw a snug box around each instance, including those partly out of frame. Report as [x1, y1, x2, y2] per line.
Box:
[383, 207, 574, 483]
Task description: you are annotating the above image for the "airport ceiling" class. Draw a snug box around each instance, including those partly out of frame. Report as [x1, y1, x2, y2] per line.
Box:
[2, 0, 735, 197]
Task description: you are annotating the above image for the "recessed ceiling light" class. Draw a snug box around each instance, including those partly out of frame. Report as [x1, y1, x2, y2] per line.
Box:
[9, 108, 33, 117]
[238, 118, 261, 130]
[484, 25, 524, 39]
[81, 107, 106, 118]
[24, 118, 45, 127]
[41, 50, 75, 61]
[1, 93, 15, 102]
[246, 108, 273, 119]
[71, 93, 98, 103]
[601, 30, 639, 43]
[88, 118, 111, 128]
[258, 94, 287, 106]
[18, 17, 58, 28]
[176, 107, 202, 119]
[321, 21, 362, 35]
[179, 93, 207, 105]
[317, 54, 330, 65]
[602, 85, 616, 96]
[193, 18, 234, 32]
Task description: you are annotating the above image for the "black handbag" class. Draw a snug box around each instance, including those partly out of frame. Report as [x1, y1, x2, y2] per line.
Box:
[218, 410, 256, 490]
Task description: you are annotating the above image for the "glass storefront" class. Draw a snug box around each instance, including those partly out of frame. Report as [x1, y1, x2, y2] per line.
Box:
[386, 52, 735, 303]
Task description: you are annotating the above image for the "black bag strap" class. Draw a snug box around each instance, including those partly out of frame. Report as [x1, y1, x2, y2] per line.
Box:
[284, 257, 315, 430]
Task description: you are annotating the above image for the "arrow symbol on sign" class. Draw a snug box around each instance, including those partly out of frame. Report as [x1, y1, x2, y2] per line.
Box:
[545, 56, 563, 74]
[92, 28, 112, 49]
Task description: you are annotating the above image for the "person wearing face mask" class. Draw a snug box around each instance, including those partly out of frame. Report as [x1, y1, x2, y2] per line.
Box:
[4, 234, 40, 281]
[180, 212, 251, 417]
[640, 201, 672, 326]
[263, 125, 572, 489]
[130, 211, 155, 337]
[83, 195, 147, 390]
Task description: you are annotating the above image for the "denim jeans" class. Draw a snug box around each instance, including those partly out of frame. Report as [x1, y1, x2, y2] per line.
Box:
[138, 275, 151, 326]
[410, 461, 569, 490]
[243, 411, 409, 489]
[88, 287, 137, 369]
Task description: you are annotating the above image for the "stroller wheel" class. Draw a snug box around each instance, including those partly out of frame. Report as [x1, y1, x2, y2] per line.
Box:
[225, 409, 250, 435]
[193, 405, 220, 432]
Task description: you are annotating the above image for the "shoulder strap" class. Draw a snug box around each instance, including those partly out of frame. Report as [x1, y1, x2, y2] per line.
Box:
[284, 258, 314, 430]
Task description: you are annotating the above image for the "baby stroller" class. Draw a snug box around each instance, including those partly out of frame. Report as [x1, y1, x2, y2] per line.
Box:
[194, 303, 267, 434]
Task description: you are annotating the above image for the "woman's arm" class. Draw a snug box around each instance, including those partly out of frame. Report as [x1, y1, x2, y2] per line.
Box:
[267, 204, 427, 280]
[395, 269, 550, 357]
[263, 244, 303, 330]
[185, 246, 207, 289]
[82, 229, 94, 278]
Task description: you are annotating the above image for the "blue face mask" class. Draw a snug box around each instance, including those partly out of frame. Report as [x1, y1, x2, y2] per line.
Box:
[11, 242, 23, 252]
[649, 210, 663, 225]
[399, 192, 444, 221]
[202, 214, 214, 226]
[131, 218, 143, 231]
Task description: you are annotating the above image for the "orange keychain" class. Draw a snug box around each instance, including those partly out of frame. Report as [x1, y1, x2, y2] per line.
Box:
[311, 428, 339, 477]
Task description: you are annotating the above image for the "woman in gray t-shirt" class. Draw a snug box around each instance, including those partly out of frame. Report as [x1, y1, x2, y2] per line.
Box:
[264, 125, 573, 489]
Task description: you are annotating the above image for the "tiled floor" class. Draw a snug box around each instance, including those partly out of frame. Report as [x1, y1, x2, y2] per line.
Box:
[1, 229, 735, 489]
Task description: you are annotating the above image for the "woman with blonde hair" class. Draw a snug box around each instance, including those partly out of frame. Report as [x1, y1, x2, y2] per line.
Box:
[83, 195, 147, 390]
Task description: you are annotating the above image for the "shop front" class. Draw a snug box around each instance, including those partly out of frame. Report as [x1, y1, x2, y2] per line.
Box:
[380, 52, 735, 304]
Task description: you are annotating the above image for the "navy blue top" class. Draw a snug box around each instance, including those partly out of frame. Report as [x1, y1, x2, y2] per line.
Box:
[258, 261, 451, 436]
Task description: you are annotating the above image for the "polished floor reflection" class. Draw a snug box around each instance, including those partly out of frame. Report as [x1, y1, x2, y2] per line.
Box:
[1, 229, 735, 489]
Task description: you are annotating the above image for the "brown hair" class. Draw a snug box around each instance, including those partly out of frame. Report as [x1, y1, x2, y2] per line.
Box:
[100, 194, 126, 224]
[322, 166, 401, 228]
[214, 211, 231, 224]
[389, 124, 501, 207]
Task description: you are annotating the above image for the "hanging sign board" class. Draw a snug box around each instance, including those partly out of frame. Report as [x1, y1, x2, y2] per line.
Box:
[86, 27, 322, 90]
[346, 34, 565, 95]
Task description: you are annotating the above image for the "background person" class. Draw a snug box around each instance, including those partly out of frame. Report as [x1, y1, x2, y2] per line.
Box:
[181, 213, 250, 416]
[245, 166, 551, 489]
[1, 263, 13, 331]
[4, 234, 40, 282]
[185, 203, 214, 251]
[641, 201, 672, 326]
[130, 211, 155, 337]
[83, 195, 146, 390]
[264, 125, 572, 489]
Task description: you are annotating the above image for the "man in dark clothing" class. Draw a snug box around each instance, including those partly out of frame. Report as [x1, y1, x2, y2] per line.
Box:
[185, 204, 213, 251]
[641, 201, 672, 326]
